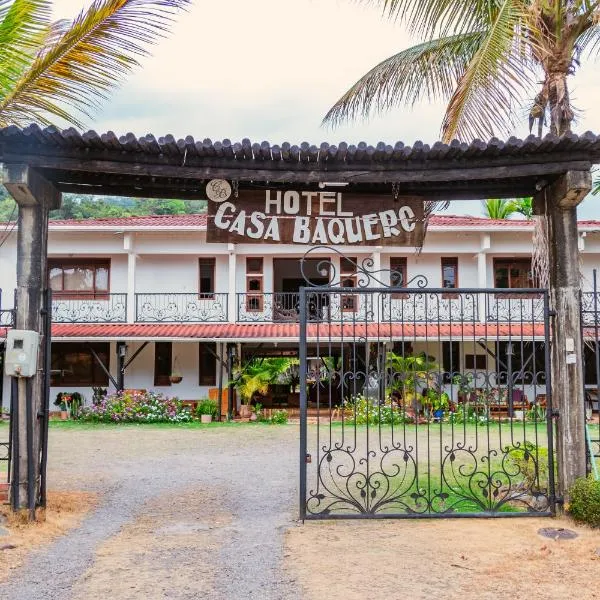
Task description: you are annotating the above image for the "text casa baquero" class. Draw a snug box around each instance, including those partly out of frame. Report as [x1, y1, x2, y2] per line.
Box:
[211, 190, 418, 245]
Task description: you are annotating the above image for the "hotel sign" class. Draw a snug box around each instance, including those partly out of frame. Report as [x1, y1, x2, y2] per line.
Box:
[206, 181, 424, 246]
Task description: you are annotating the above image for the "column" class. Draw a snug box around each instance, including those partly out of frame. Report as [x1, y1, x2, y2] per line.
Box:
[124, 233, 136, 322]
[3, 164, 60, 516]
[477, 233, 490, 322]
[228, 244, 236, 322]
[537, 170, 592, 503]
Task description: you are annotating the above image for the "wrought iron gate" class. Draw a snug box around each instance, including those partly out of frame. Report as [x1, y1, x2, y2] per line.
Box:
[583, 269, 600, 476]
[299, 251, 555, 519]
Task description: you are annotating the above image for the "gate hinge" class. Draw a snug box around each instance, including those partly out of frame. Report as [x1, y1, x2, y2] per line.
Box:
[551, 408, 560, 418]
[547, 309, 557, 318]
[305, 453, 312, 464]
[554, 496, 564, 505]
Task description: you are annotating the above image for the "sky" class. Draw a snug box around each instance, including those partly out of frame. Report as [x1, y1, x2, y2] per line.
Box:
[52, 0, 600, 218]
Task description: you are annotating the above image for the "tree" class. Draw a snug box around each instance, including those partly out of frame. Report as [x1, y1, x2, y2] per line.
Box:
[513, 197, 533, 219]
[324, 1, 600, 141]
[0, 0, 189, 128]
[481, 199, 517, 219]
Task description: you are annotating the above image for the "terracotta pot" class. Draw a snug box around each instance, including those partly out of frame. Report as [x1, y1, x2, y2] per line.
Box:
[200, 414, 212, 424]
[239, 405, 252, 418]
[250, 412, 257, 421]
[60, 411, 68, 420]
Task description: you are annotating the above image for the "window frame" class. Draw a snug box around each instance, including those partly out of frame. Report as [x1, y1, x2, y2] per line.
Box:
[246, 257, 264, 312]
[199, 342, 217, 386]
[50, 342, 110, 387]
[340, 256, 358, 312]
[48, 258, 111, 299]
[441, 257, 459, 288]
[198, 257, 216, 299]
[154, 341, 173, 387]
[390, 257, 408, 299]
[493, 258, 534, 289]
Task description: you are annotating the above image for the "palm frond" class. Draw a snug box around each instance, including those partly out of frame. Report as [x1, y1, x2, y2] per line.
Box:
[0, 0, 50, 98]
[323, 32, 484, 128]
[481, 198, 517, 219]
[441, 0, 535, 141]
[0, 0, 190, 127]
[361, 0, 496, 39]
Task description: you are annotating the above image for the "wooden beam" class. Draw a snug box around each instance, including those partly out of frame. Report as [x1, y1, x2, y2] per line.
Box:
[2, 164, 61, 208]
[2, 152, 592, 185]
[545, 170, 592, 209]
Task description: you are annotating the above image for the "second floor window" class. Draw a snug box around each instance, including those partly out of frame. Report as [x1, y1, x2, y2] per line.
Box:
[199, 258, 215, 296]
[49, 259, 110, 297]
[494, 259, 533, 289]
[341, 256, 357, 312]
[441, 257, 458, 288]
[390, 257, 408, 299]
[246, 257, 264, 311]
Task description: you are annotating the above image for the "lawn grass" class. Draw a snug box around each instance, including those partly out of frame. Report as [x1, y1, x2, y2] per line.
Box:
[46, 419, 286, 430]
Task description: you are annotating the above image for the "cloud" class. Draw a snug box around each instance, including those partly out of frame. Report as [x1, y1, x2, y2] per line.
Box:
[51, 0, 600, 218]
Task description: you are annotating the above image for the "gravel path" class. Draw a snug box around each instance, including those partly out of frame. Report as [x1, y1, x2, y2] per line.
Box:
[0, 425, 301, 600]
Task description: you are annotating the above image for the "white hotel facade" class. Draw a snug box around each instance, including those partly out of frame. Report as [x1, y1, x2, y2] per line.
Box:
[0, 212, 599, 411]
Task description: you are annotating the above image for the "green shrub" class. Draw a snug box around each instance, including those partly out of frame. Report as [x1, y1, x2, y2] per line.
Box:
[268, 409, 288, 424]
[79, 390, 192, 423]
[569, 476, 600, 527]
[508, 442, 548, 490]
[195, 399, 217, 418]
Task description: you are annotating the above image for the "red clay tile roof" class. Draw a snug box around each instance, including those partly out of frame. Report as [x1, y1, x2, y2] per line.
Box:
[0, 213, 598, 229]
[48, 213, 208, 227]
[46, 322, 547, 340]
[40, 213, 599, 229]
[2, 322, 597, 340]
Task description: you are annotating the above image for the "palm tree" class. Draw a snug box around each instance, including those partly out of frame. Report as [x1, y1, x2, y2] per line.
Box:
[324, 1, 600, 141]
[513, 197, 533, 219]
[0, 0, 189, 128]
[482, 199, 517, 219]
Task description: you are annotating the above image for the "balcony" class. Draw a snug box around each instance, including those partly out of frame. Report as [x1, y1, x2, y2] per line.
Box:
[237, 292, 333, 322]
[135, 293, 228, 322]
[51, 293, 127, 323]
[582, 292, 600, 327]
[45, 290, 549, 326]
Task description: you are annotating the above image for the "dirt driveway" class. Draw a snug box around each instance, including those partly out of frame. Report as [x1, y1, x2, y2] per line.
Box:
[0, 423, 599, 600]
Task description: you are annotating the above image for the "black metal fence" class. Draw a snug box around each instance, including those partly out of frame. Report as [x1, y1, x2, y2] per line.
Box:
[299, 256, 555, 519]
[135, 293, 228, 322]
[51, 293, 127, 323]
[583, 269, 600, 476]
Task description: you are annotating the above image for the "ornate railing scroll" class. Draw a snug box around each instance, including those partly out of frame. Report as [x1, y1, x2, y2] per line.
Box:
[135, 293, 228, 323]
[52, 294, 127, 323]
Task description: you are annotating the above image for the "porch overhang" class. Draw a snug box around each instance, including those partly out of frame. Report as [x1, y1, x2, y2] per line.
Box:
[1, 125, 600, 201]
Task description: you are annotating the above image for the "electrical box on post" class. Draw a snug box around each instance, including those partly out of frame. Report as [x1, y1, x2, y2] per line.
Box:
[4, 330, 40, 378]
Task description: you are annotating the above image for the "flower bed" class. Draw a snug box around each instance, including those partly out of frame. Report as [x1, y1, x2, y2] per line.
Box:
[79, 390, 192, 423]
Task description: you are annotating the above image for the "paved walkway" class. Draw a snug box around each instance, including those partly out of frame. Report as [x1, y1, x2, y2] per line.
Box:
[0, 425, 301, 600]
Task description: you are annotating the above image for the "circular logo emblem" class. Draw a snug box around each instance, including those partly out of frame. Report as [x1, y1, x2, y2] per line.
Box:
[206, 179, 232, 202]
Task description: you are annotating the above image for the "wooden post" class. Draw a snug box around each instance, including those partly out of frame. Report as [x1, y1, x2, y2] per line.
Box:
[537, 170, 592, 504]
[2, 164, 60, 516]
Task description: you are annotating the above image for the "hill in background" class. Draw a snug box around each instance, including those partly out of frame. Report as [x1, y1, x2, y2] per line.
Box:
[0, 188, 207, 221]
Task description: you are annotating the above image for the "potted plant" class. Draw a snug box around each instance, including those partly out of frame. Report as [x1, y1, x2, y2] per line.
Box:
[195, 399, 217, 423]
[169, 372, 183, 384]
[424, 388, 450, 421]
[235, 358, 293, 418]
[54, 392, 84, 419]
